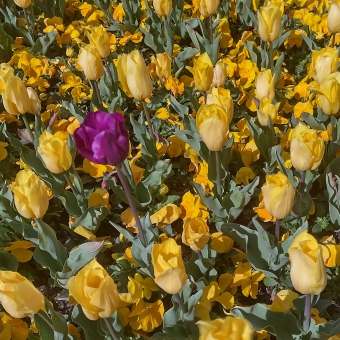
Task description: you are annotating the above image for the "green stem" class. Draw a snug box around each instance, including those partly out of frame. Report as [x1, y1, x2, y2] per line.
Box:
[63, 173, 77, 196]
[142, 101, 155, 142]
[103, 318, 120, 340]
[275, 219, 280, 243]
[21, 114, 35, 145]
[303, 294, 311, 332]
[93, 80, 103, 108]
[37, 311, 54, 330]
[268, 42, 274, 72]
[209, 15, 213, 43]
[197, 250, 203, 260]
[215, 151, 221, 196]
[104, 59, 114, 85]
[173, 294, 187, 314]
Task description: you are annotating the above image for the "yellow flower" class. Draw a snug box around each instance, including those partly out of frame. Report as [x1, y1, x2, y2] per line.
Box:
[197, 316, 254, 340]
[151, 238, 188, 294]
[311, 47, 339, 85]
[269, 290, 299, 313]
[150, 204, 181, 228]
[196, 104, 230, 151]
[235, 167, 256, 185]
[88, 188, 111, 209]
[166, 135, 186, 157]
[288, 230, 328, 295]
[256, 69, 276, 101]
[316, 72, 340, 115]
[37, 131, 72, 174]
[14, 0, 31, 8]
[127, 273, 159, 299]
[81, 158, 114, 178]
[8, 169, 49, 219]
[87, 26, 110, 59]
[0, 271, 44, 318]
[323, 244, 340, 267]
[128, 299, 164, 332]
[26, 87, 41, 114]
[187, 52, 214, 92]
[257, 3, 282, 42]
[210, 232, 234, 253]
[212, 61, 227, 87]
[3, 240, 36, 263]
[206, 87, 234, 115]
[290, 123, 325, 171]
[67, 324, 81, 340]
[151, 52, 172, 79]
[257, 97, 280, 126]
[180, 191, 210, 220]
[0, 312, 29, 340]
[182, 217, 210, 251]
[67, 258, 119, 320]
[0, 142, 8, 162]
[261, 172, 295, 220]
[328, 0, 340, 33]
[240, 139, 260, 167]
[153, 0, 172, 16]
[78, 44, 104, 81]
[199, 0, 220, 17]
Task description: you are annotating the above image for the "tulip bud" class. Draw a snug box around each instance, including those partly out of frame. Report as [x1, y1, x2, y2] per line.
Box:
[37, 131, 72, 174]
[151, 52, 172, 79]
[67, 258, 120, 320]
[0, 64, 14, 95]
[290, 123, 325, 171]
[26, 87, 41, 114]
[0, 271, 44, 318]
[328, 0, 340, 34]
[317, 72, 340, 115]
[78, 44, 104, 81]
[211, 61, 227, 87]
[117, 54, 133, 97]
[261, 172, 295, 220]
[257, 97, 280, 126]
[288, 231, 328, 295]
[196, 104, 231, 151]
[14, 0, 31, 8]
[87, 26, 111, 59]
[187, 52, 214, 92]
[153, 0, 172, 16]
[151, 238, 188, 294]
[256, 69, 276, 101]
[311, 47, 339, 84]
[2, 76, 30, 115]
[257, 3, 282, 42]
[199, 0, 220, 17]
[8, 169, 49, 219]
[182, 217, 210, 251]
[206, 87, 234, 116]
[126, 50, 153, 100]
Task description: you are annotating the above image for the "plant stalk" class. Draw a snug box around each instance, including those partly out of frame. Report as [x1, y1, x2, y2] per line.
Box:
[63, 173, 77, 196]
[173, 293, 187, 314]
[116, 165, 146, 246]
[215, 151, 222, 196]
[103, 318, 120, 340]
[21, 114, 35, 145]
[303, 294, 311, 332]
[142, 101, 155, 142]
[275, 219, 280, 242]
[104, 60, 114, 85]
[209, 15, 213, 43]
[93, 80, 103, 108]
[268, 42, 274, 72]
[197, 250, 203, 260]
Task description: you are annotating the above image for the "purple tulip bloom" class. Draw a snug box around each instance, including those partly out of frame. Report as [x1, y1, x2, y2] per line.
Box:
[73, 111, 129, 166]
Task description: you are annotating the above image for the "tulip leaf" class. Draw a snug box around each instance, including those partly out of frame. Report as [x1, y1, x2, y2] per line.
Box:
[325, 173, 340, 227]
[71, 206, 110, 233]
[30, 31, 58, 55]
[0, 24, 13, 62]
[274, 146, 298, 187]
[0, 251, 18, 271]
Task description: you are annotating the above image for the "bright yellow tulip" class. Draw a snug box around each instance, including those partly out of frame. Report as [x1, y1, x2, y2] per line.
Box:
[87, 26, 111, 59]
[26, 87, 41, 114]
[328, 0, 340, 33]
[257, 3, 282, 42]
[257, 97, 280, 126]
[256, 69, 276, 101]
[316, 72, 340, 115]
[117, 54, 133, 97]
[199, 0, 220, 17]
[78, 44, 104, 81]
[311, 47, 339, 85]
[206, 87, 234, 115]
[14, 0, 31, 8]
[151, 52, 172, 79]
[153, 0, 172, 16]
[182, 217, 210, 251]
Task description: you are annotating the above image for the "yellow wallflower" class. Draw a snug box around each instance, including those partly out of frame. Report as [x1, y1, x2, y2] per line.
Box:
[80, 158, 114, 178]
[127, 274, 159, 299]
[0, 142, 8, 161]
[210, 232, 234, 253]
[235, 167, 256, 185]
[269, 290, 299, 313]
[0, 312, 29, 340]
[3, 240, 36, 263]
[88, 188, 111, 209]
[180, 191, 210, 219]
[150, 204, 181, 228]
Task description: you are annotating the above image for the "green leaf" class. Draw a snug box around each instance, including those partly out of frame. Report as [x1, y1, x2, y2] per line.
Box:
[0, 251, 18, 271]
[0, 24, 14, 62]
[30, 31, 58, 55]
[71, 206, 110, 233]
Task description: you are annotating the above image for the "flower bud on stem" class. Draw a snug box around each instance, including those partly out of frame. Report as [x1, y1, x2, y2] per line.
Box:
[303, 294, 311, 332]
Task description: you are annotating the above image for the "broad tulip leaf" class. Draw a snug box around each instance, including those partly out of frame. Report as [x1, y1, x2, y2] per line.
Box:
[0, 251, 18, 271]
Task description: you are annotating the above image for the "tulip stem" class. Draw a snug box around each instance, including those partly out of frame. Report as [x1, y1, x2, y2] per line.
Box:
[116, 165, 146, 246]
[63, 173, 77, 196]
[268, 42, 274, 72]
[103, 318, 120, 340]
[275, 219, 280, 242]
[142, 101, 155, 143]
[92, 80, 103, 109]
[21, 114, 35, 145]
[197, 250, 203, 260]
[299, 171, 306, 190]
[209, 15, 213, 43]
[303, 294, 311, 332]
[173, 293, 187, 314]
[215, 151, 222, 196]
[104, 60, 115, 85]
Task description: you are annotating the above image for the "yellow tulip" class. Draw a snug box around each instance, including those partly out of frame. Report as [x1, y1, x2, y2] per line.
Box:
[328, 0, 340, 33]
[126, 50, 153, 100]
[151, 52, 172, 79]
[290, 123, 325, 171]
[187, 52, 214, 92]
[87, 26, 111, 59]
[151, 238, 188, 294]
[257, 97, 280, 126]
[26, 87, 41, 114]
[0, 64, 14, 95]
[256, 69, 276, 101]
[288, 231, 328, 295]
[13, 0, 31, 8]
[78, 44, 104, 81]
[37, 131, 72, 174]
[311, 47, 339, 85]
[153, 0, 172, 16]
[196, 104, 230, 151]
[257, 3, 282, 42]
[2, 76, 30, 115]
[199, 0, 220, 17]
[206, 87, 234, 116]
[117, 54, 133, 97]
[211, 61, 227, 88]
[8, 169, 49, 219]
[0, 271, 44, 318]
[261, 172, 295, 220]
[67, 258, 120, 320]
[182, 217, 210, 251]
[316, 72, 340, 115]
[197, 316, 254, 340]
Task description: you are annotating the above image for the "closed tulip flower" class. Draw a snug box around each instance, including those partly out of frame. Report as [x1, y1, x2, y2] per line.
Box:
[87, 26, 111, 59]
[288, 231, 328, 295]
[182, 217, 210, 251]
[14, 0, 31, 8]
[153, 0, 172, 16]
[26, 87, 41, 114]
[316, 72, 340, 115]
[78, 44, 104, 81]
[256, 69, 276, 101]
[311, 47, 339, 84]
[126, 50, 153, 100]
[199, 0, 220, 17]
[151, 52, 172, 79]
[212, 61, 227, 88]
[67, 258, 119, 320]
[328, 0, 340, 33]
[257, 3, 282, 42]
[196, 104, 231, 151]
[2, 76, 30, 115]
[187, 52, 214, 92]
[0, 64, 14, 95]
[261, 172, 295, 220]
[257, 97, 280, 126]
[117, 54, 133, 97]
[0, 271, 44, 318]
[73, 111, 129, 166]
[151, 238, 188, 294]
[197, 316, 254, 340]
[37, 131, 72, 174]
[8, 169, 49, 219]
[290, 123, 325, 171]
